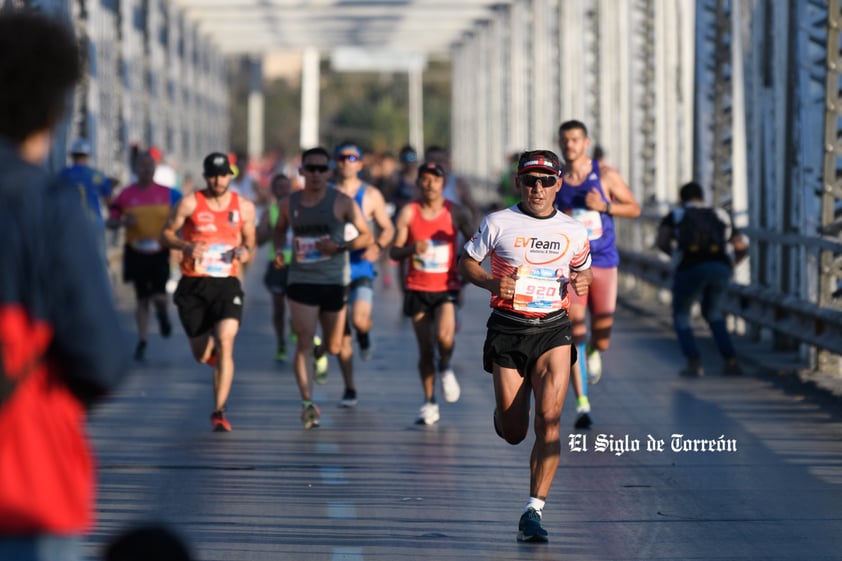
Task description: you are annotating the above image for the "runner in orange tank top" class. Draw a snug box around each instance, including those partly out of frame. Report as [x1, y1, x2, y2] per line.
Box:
[161, 152, 256, 432]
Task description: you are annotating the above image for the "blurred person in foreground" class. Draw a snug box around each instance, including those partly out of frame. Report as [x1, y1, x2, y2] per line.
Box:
[0, 9, 130, 561]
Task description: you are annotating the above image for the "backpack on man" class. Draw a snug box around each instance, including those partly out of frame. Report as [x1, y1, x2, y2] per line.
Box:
[676, 207, 727, 257]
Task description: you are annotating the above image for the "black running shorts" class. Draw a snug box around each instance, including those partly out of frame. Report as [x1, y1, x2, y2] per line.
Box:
[402, 290, 459, 318]
[482, 311, 576, 377]
[174, 276, 244, 337]
[286, 283, 349, 312]
[123, 245, 170, 300]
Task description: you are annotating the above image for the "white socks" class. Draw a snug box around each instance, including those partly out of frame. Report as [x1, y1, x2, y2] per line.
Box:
[525, 497, 545, 514]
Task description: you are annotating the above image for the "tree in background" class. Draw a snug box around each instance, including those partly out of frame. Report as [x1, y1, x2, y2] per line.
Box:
[228, 57, 451, 156]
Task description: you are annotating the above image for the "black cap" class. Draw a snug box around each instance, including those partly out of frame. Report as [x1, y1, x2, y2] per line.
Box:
[418, 161, 445, 178]
[203, 152, 233, 176]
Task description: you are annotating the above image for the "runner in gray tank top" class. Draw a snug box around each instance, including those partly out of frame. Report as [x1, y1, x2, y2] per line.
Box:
[272, 147, 372, 429]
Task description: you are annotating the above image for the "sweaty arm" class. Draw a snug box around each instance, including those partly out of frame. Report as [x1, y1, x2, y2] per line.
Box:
[457, 217, 511, 297]
[459, 254, 508, 296]
[237, 198, 257, 263]
[368, 188, 395, 250]
[600, 166, 641, 218]
[389, 204, 417, 261]
[341, 194, 374, 250]
[160, 194, 198, 254]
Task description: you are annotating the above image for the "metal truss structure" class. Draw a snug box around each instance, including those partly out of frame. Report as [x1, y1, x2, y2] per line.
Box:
[5, 0, 842, 373]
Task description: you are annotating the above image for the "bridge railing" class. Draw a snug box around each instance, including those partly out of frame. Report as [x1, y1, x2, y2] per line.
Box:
[616, 218, 842, 360]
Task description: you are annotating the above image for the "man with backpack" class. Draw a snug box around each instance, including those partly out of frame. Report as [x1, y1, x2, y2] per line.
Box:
[656, 181, 749, 377]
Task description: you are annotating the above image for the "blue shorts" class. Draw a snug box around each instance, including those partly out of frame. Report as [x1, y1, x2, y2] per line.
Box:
[349, 277, 374, 305]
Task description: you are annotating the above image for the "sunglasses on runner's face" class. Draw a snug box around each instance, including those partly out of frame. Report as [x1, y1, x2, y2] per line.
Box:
[303, 164, 330, 173]
[520, 174, 559, 188]
[336, 154, 361, 163]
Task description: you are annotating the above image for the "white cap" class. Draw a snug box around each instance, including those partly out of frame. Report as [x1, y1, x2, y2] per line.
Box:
[70, 138, 91, 156]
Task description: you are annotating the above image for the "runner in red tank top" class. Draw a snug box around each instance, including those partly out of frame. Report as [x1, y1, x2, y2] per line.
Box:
[161, 152, 256, 432]
[390, 161, 474, 426]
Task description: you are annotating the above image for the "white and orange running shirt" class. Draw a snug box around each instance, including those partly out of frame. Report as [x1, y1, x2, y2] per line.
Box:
[463, 205, 591, 318]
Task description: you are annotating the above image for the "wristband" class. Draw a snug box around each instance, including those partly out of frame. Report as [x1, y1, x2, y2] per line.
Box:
[605, 202, 612, 215]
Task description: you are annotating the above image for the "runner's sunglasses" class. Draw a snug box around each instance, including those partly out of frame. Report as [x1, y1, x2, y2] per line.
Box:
[520, 174, 559, 188]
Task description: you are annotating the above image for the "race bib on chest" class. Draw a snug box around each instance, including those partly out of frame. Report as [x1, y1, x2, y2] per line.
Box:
[513, 265, 565, 312]
[412, 240, 451, 273]
[294, 235, 330, 264]
[572, 208, 604, 240]
[195, 243, 235, 277]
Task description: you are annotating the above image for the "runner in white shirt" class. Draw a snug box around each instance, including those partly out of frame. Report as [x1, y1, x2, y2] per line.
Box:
[459, 149, 592, 543]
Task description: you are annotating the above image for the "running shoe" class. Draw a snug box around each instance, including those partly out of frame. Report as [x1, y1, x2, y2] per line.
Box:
[415, 402, 440, 425]
[206, 349, 218, 368]
[133, 340, 147, 362]
[339, 388, 358, 408]
[301, 403, 321, 429]
[517, 508, 549, 543]
[574, 397, 593, 429]
[574, 412, 593, 430]
[313, 336, 328, 384]
[440, 368, 461, 403]
[275, 341, 287, 362]
[210, 410, 232, 432]
[585, 344, 602, 384]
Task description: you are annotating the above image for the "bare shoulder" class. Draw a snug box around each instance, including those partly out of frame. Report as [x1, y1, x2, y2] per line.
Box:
[364, 184, 386, 205]
[177, 192, 198, 214]
[599, 164, 623, 185]
[239, 197, 257, 221]
[600, 165, 633, 197]
[335, 190, 359, 216]
[395, 201, 415, 225]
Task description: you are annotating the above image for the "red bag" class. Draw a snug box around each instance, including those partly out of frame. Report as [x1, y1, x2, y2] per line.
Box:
[0, 305, 94, 534]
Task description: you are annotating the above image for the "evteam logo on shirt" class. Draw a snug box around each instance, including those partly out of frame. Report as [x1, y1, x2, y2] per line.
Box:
[516, 233, 571, 265]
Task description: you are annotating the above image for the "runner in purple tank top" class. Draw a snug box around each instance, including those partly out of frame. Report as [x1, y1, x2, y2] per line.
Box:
[555, 120, 640, 429]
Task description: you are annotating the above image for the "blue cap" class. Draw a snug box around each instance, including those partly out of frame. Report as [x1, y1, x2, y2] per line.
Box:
[334, 143, 363, 158]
